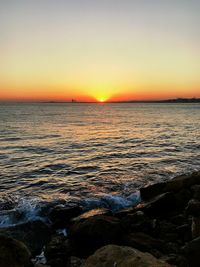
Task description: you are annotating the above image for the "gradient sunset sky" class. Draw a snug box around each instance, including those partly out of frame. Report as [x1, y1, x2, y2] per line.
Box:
[0, 0, 200, 102]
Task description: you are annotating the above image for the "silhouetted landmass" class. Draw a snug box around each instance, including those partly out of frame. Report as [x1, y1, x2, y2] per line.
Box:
[126, 98, 200, 103]
[43, 98, 200, 103]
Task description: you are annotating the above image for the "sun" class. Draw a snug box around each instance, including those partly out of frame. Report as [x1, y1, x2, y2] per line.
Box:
[99, 98, 106, 102]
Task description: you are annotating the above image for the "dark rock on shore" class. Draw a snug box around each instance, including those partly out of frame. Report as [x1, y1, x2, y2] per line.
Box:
[2, 171, 200, 267]
[140, 171, 200, 200]
[0, 234, 32, 267]
[0, 220, 51, 255]
[83, 244, 172, 267]
[49, 205, 83, 228]
[71, 208, 111, 223]
[69, 215, 122, 257]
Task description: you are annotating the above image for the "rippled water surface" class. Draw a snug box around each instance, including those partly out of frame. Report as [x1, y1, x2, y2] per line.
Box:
[0, 103, 200, 224]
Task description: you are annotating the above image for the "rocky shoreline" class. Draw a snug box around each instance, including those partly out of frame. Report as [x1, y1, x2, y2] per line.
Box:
[0, 171, 200, 267]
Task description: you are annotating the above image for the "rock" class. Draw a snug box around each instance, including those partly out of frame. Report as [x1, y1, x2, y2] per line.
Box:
[0, 234, 32, 267]
[49, 205, 83, 228]
[44, 235, 71, 267]
[71, 208, 111, 223]
[83, 244, 172, 267]
[174, 189, 192, 211]
[121, 232, 165, 254]
[114, 207, 136, 218]
[120, 211, 154, 233]
[70, 256, 85, 267]
[192, 185, 200, 201]
[183, 236, 200, 267]
[69, 215, 121, 257]
[166, 172, 200, 192]
[140, 171, 200, 200]
[140, 192, 176, 218]
[185, 199, 200, 217]
[140, 182, 166, 200]
[0, 220, 51, 255]
[192, 217, 200, 239]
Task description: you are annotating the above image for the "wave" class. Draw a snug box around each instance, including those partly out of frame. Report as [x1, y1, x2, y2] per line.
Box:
[0, 191, 141, 228]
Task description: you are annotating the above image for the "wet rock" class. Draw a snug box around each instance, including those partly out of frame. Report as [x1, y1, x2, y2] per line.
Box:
[0, 234, 32, 267]
[71, 208, 111, 223]
[185, 199, 200, 217]
[140, 171, 200, 200]
[121, 232, 165, 254]
[69, 215, 121, 257]
[166, 172, 200, 192]
[83, 244, 172, 267]
[183, 236, 200, 267]
[49, 205, 83, 228]
[0, 220, 51, 255]
[140, 182, 166, 200]
[44, 235, 71, 267]
[140, 192, 176, 218]
[114, 207, 137, 218]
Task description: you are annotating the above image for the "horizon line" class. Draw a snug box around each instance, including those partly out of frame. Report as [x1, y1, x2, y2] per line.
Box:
[0, 97, 200, 104]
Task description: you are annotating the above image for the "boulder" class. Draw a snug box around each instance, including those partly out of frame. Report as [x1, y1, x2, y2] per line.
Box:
[183, 236, 200, 267]
[140, 171, 200, 200]
[139, 192, 176, 218]
[0, 220, 51, 255]
[0, 234, 32, 267]
[49, 205, 83, 228]
[83, 244, 172, 267]
[140, 182, 166, 200]
[69, 215, 121, 257]
[166, 172, 200, 192]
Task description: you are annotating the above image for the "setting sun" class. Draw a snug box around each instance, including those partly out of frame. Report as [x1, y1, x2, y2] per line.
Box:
[98, 98, 106, 103]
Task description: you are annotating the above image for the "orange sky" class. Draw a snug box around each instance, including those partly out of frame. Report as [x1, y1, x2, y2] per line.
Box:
[0, 1, 200, 102]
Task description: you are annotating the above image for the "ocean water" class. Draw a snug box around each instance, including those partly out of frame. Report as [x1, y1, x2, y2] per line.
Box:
[0, 103, 200, 226]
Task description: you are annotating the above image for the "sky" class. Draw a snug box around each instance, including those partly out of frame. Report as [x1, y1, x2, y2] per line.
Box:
[0, 0, 200, 102]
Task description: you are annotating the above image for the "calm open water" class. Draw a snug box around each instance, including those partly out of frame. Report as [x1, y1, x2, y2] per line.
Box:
[0, 103, 200, 226]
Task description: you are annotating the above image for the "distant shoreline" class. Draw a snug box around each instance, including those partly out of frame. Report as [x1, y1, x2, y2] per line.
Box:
[0, 98, 200, 104]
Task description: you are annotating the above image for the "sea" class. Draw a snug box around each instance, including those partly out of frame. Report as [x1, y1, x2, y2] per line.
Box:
[0, 102, 200, 227]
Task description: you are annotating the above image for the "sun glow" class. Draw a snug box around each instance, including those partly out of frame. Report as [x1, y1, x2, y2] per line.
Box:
[98, 98, 106, 103]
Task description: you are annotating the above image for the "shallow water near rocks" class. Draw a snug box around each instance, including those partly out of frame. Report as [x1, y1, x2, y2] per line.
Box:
[0, 103, 200, 226]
